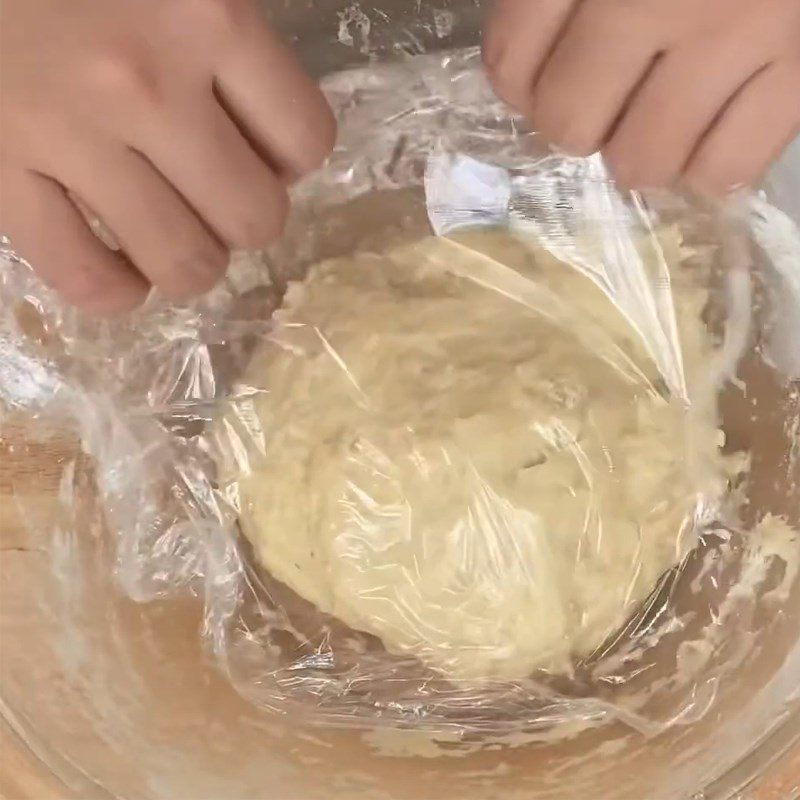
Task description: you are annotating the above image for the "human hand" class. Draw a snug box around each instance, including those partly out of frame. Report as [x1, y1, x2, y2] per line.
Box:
[485, 0, 800, 193]
[0, 0, 336, 314]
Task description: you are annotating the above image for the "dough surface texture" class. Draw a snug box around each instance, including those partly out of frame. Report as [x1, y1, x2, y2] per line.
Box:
[232, 232, 725, 681]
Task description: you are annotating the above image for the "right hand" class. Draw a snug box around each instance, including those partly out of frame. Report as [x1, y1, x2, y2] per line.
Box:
[484, 0, 800, 194]
[0, 0, 336, 314]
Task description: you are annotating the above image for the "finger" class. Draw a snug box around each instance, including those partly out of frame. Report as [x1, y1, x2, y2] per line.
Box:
[54, 143, 228, 300]
[685, 62, 800, 195]
[139, 98, 289, 250]
[604, 43, 773, 189]
[529, 2, 663, 156]
[214, 16, 336, 181]
[483, 0, 579, 114]
[0, 166, 149, 314]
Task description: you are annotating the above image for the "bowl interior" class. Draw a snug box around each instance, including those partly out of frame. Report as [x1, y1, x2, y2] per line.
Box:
[1, 2, 799, 799]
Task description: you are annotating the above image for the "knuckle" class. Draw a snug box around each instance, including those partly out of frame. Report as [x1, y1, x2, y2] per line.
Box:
[482, 42, 501, 74]
[528, 86, 598, 155]
[625, 164, 676, 190]
[554, 128, 600, 157]
[86, 51, 163, 108]
[604, 140, 661, 189]
[483, 49, 507, 84]
[482, 47, 535, 111]
[180, 0, 252, 34]
[685, 161, 744, 196]
[575, 1, 662, 46]
[61, 265, 147, 313]
[162, 248, 229, 299]
[265, 188, 290, 241]
[59, 263, 107, 303]
[89, 288, 149, 315]
[297, 108, 338, 175]
[606, 159, 641, 191]
[233, 189, 290, 248]
[485, 58, 531, 110]
[590, 0, 656, 24]
[481, 23, 507, 74]
[604, 153, 633, 188]
[531, 104, 598, 156]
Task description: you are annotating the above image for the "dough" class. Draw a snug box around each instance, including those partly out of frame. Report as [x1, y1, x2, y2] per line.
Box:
[229, 231, 729, 681]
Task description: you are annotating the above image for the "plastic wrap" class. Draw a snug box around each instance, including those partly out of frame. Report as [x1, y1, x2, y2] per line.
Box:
[1, 48, 799, 742]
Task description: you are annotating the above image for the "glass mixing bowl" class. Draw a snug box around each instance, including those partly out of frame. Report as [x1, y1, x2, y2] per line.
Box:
[1, 2, 798, 799]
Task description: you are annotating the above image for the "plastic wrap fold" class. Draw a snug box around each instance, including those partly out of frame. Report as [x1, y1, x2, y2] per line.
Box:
[1, 48, 799, 740]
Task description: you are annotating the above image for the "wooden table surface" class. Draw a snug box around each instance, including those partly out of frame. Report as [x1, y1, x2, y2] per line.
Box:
[1, 419, 798, 800]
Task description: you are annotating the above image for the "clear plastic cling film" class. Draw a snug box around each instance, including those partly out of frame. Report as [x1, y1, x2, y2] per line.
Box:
[1, 48, 799, 740]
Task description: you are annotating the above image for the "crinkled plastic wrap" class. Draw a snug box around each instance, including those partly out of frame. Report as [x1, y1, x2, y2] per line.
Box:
[1, 48, 799, 741]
